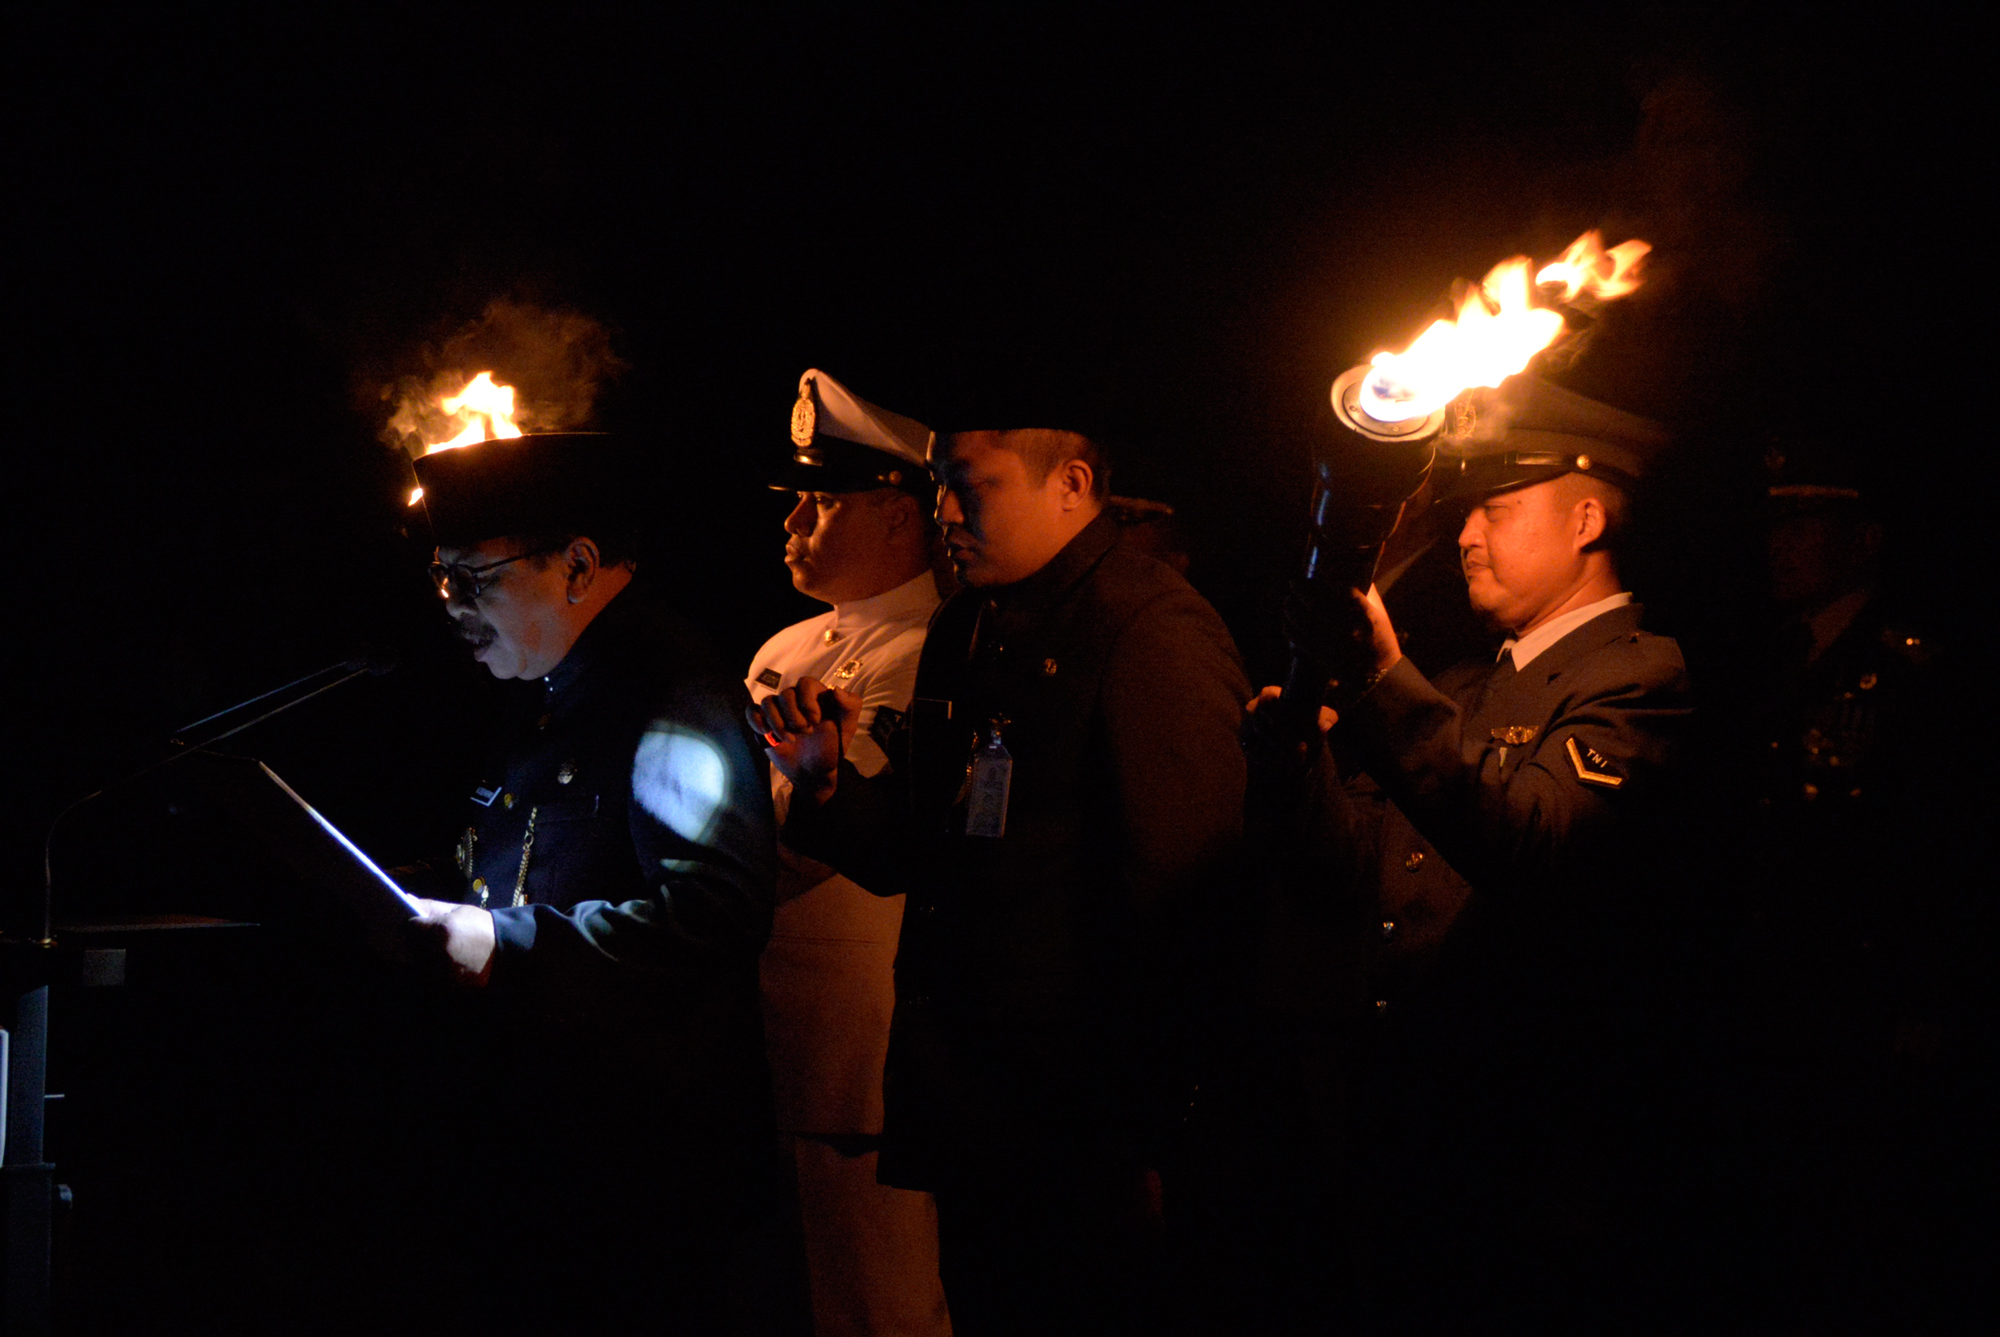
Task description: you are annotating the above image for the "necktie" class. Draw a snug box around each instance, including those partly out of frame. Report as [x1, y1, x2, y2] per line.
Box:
[1473, 647, 1517, 715]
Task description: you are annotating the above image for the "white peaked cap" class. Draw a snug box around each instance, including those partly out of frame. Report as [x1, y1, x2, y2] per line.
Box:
[796, 368, 934, 468]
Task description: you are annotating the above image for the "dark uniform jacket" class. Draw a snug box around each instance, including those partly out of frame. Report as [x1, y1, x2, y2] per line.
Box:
[1296, 601, 1689, 1017]
[785, 513, 1250, 1189]
[1274, 599, 1691, 1171]
[454, 582, 777, 1137]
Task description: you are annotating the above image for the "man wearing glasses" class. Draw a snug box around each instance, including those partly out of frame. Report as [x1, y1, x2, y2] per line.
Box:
[401, 432, 777, 1331]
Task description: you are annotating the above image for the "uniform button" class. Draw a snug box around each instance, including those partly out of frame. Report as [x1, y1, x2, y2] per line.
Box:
[502, 793, 516, 809]
[472, 877, 486, 893]
[1858, 672, 1878, 691]
[822, 628, 840, 645]
[1042, 658, 1059, 676]
[1404, 851, 1425, 872]
[557, 761, 577, 785]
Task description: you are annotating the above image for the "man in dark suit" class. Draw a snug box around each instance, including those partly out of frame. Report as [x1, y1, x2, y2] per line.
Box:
[752, 410, 1250, 1334]
[403, 433, 778, 1331]
[1258, 372, 1694, 1331]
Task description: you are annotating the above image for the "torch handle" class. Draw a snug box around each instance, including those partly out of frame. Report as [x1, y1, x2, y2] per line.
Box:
[1264, 365, 1443, 748]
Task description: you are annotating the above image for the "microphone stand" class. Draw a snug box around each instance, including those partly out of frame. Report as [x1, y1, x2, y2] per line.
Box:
[30, 649, 398, 948]
[4, 650, 395, 1335]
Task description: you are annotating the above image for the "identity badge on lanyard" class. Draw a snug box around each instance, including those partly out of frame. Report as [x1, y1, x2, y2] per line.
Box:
[964, 718, 1014, 839]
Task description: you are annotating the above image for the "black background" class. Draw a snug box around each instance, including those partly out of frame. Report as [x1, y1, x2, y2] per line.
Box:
[10, 5, 1983, 1328]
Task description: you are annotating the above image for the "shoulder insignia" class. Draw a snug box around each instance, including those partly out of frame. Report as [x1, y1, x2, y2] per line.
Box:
[833, 657, 864, 682]
[1490, 725, 1538, 746]
[756, 667, 782, 689]
[1566, 736, 1625, 788]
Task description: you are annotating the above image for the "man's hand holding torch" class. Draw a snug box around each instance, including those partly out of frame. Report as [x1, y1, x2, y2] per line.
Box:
[747, 676, 863, 805]
[1250, 582, 1403, 744]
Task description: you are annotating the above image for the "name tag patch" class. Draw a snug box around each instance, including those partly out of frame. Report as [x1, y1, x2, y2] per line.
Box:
[965, 722, 1013, 839]
[756, 668, 782, 689]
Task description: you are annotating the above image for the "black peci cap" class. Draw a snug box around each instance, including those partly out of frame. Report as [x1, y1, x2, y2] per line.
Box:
[412, 433, 639, 548]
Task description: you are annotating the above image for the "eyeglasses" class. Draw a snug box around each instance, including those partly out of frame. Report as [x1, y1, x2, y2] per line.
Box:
[428, 547, 555, 600]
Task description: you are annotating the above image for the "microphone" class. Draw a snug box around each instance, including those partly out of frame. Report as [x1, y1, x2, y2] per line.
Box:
[170, 645, 400, 749]
[28, 646, 401, 947]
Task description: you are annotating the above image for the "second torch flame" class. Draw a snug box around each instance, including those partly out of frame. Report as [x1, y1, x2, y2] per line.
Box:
[1355, 231, 1650, 424]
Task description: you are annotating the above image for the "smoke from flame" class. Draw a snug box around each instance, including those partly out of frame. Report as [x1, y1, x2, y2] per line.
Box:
[382, 298, 628, 462]
[1356, 230, 1650, 424]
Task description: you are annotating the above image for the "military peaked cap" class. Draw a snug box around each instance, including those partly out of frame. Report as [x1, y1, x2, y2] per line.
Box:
[772, 369, 934, 496]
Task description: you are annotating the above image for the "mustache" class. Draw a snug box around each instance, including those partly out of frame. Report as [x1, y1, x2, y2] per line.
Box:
[452, 615, 496, 650]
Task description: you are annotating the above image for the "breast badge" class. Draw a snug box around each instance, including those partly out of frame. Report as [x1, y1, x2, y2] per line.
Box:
[1490, 725, 1536, 765]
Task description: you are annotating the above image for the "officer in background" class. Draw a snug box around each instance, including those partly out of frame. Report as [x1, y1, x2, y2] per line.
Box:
[749, 370, 952, 1337]
[403, 432, 777, 1331]
[752, 379, 1250, 1335]
[1740, 448, 1976, 1323]
[1255, 372, 1693, 1331]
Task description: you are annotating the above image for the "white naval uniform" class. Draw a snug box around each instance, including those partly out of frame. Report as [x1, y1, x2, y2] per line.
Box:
[748, 569, 952, 1337]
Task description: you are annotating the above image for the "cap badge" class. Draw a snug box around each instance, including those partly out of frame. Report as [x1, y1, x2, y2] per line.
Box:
[791, 390, 817, 447]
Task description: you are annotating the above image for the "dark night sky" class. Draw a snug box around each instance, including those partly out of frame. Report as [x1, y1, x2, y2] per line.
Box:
[13, 7, 1979, 918]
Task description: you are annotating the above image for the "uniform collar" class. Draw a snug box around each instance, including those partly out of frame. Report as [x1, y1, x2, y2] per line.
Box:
[543, 577, 644, 700]
[829, 570, 940, 632]
[1501, 591, 1633, 671]
[986, 510, 1120, 624]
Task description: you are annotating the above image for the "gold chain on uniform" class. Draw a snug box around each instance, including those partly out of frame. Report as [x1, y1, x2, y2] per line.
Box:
[511, 805, 539, 908]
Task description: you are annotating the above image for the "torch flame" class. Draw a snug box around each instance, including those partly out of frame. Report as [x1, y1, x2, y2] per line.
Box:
[423, 371, 524, 454]
[1355, 231, 1650, 424]
[1535, 232, 1651, 303]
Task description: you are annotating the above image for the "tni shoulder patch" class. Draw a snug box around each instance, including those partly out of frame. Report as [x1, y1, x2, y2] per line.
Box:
[1565, 736, 1625, 788]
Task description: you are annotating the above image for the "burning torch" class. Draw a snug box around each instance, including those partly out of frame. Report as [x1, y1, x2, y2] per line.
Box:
[1268, 231, 1651, 742]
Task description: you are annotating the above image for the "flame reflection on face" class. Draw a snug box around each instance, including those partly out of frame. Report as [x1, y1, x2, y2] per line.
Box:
[1355, 231, 1650, 425]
